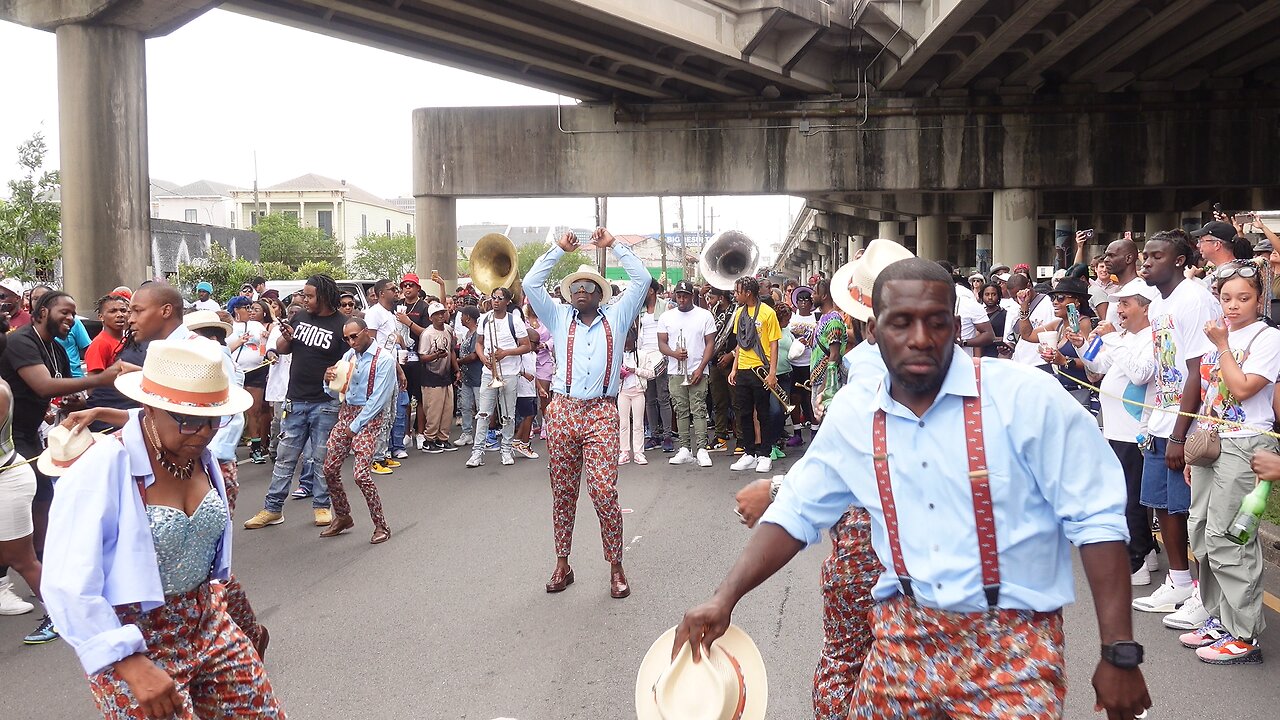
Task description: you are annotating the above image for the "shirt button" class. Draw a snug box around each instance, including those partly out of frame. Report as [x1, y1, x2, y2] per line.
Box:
[921, 461, 928, 468]
[928, 503, 935, 509]
[933, 545, 940, 552]
[936, 583, 943, 589]
[918, 421, 925, 428]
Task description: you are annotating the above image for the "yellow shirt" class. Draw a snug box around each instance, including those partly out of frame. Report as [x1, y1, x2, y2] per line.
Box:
[732, 302, 781, 371]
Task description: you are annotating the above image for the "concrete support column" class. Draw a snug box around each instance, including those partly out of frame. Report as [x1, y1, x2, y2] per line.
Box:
[877, 220, 900, 243]
[916, 215, 946, 261]
[1144, 213, 1178, 238]
[975, 234, 994, 273]
[416, 196, 457, 291]
[993, 189, 1038, 268]
[56, 24, 150, 300]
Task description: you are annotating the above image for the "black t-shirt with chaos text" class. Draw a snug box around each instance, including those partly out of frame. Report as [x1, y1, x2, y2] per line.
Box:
[286, 310, 349, 403]
[0, 325, 71, 442]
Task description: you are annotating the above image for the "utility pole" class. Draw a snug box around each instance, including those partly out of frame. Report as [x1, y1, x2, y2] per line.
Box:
[658, 196, 668, 279]
[677, 196, 687, 282]
[595, 196, 609, 275]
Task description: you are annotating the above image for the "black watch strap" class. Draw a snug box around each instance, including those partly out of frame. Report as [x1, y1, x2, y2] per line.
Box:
[1101, 641, 1144, 669]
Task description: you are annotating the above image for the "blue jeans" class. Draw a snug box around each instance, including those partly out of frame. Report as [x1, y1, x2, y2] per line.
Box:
[295, 439, 316, 493]
[458, 385, 478, 436]
[472, 380, 517, 453]
[264, 399, 339, 513]
[390, 390, 410, 453]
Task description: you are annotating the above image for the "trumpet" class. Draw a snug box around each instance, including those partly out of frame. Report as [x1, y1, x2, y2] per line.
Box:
[752, 366, 795, 414]
[676, 330, 691, 385]
[487, 316, 505, 389]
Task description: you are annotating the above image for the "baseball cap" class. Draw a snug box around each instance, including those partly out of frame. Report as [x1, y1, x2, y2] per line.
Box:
[427, 301, 446, 317]
[1113, 280, 1160, 303]
[673, 280, 695, 295]
[1190, 221, 1236, 242]
[196, 281, 214, 294]
[0, 278, 23, 297]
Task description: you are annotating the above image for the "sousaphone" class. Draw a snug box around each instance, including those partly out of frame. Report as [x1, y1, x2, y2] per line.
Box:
[470, 232, 523, 304]
[699, 230, 759, 291]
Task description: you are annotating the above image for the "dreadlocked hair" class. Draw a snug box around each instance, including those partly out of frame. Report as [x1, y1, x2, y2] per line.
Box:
[95, 293, 129, 314]
[33, 290, 72, 320]
[306, 274, 340, 313]
[1149, 229, 1198, 268]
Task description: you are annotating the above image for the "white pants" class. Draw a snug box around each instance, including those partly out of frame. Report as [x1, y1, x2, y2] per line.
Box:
[618, 388, 646, 455]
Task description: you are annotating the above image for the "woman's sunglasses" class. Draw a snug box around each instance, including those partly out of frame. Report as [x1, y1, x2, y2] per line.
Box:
[165, 409, 231, 435]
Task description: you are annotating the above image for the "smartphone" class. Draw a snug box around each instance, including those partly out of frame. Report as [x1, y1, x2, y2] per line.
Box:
[1234, 212, 1253, 224]
[1213, 202, 1225, 214]
[1067, 304, 1081, 333]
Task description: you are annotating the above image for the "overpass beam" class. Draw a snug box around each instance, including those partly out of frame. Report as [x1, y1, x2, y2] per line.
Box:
[416, 196, 457, 292]
[993, 189, 1038, 268]
[1144, 213, 1179, 238]
[916, 215, 947, 261]
[878, 221, 901, 244]
[56, 23, 150, 303]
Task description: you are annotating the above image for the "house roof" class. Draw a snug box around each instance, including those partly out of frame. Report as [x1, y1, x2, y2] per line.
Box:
[261, 173, 400, 212]
[150, 179, 245, 200]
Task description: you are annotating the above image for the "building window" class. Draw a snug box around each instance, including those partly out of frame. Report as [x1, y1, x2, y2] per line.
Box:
[230, 211, 237, 228]
[249, 211, 261, 227]
[317, 209, 333, 236]
[406, 223, 411, 234]
[361, 214, 368, 236]
[386, 219, 391, 234]
[283, 210, 299, 222]
[184, 209, 197, 223]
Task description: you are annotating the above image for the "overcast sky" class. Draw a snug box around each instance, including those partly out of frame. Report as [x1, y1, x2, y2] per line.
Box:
[0, 9, 802, 254]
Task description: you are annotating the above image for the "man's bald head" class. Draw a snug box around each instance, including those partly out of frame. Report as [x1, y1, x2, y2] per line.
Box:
[1006, 272, 1030, 294]
[1104, 238, 1139, 279]
[134, 282, 183, 309]
[129, 282, 184, 341]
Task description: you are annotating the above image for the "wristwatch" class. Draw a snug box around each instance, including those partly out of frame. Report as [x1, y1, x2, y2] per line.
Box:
[1101, 641, 1144, 669]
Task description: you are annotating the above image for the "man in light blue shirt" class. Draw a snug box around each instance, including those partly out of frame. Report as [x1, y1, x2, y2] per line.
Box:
[319, 317, 396, 544]
[524, 228, 649, 599]
[675, 258, 1152, 720]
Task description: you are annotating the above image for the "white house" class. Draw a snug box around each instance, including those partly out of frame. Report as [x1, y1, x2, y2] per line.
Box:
[151, 179, 244, 228]
[230, 173, 414, 262]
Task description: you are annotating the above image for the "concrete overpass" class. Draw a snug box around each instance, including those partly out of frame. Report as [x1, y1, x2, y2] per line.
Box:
[2, 0, 1278, 297]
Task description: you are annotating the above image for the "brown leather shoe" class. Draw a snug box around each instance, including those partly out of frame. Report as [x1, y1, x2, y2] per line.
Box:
[318, 513, 354, 538]
[254, 625, 270, 660]
[370, 526, 392, 544]
[610, 566, 630, 599]
[545, 566, 574, 593]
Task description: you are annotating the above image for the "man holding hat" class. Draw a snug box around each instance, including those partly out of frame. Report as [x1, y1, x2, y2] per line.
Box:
[193, 282, 219, 312]
[658, 280, 718, 467]
[524, 227, 650, 598]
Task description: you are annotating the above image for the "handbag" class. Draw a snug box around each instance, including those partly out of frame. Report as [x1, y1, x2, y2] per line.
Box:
[1184, 325, 1275, 467]
[787, 336, 807, 362]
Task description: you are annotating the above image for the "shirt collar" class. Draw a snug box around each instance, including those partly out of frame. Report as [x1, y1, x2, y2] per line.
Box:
[875, 350, 979, 419]
[123, 412, 152, 484]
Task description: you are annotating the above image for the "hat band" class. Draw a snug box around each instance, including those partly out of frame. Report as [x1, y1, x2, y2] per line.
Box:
[848, 283, 873, 310]
[51, 448, 90, 468]
[140, 376, 230, 407]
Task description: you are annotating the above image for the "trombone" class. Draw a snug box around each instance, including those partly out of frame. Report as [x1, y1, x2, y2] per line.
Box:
[487, 315, 505, 389]
[676, 330, 691, 385]
[752, 366, 795, 414]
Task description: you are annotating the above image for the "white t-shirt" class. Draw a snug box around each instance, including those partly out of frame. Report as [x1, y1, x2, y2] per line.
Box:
[1199, 322, 1280, 437]
[229, 320, 268, 371]
[516, 351, 537, 398]
[193, 298, 221, 312]
[1010, 294, 1057, 366]
[658, 306, 717, 375]
[788, 311, 817, 366]
[363, 303, 399, 352]
[621, 350, 645, 392]
[265, 325, 291, 403]
[638, 309, 662, 353]
[955, 292, 989, 357]
[1147, 279, 1222, 438]
[478, 311, 529, 378]
[1083, 328, 1156, 443]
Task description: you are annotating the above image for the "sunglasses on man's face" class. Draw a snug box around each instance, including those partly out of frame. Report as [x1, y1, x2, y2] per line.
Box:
[344, 331, 365, 342]
[165, 409, 231, 435]
[569, 281, 600, 295]
[339, 301, 356, 308]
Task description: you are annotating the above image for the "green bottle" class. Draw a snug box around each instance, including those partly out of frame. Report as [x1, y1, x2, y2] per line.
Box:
[1225, 480, 1273, 545]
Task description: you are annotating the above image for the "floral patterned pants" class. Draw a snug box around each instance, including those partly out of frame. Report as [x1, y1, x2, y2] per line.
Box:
[812, 508, 879, 720]
[848, 595, 1065, 719]
[323, 404, 387, 530]
[89, 583, 283, 719]
[216, 460, 263, 651]
[547, 395, 623, 562]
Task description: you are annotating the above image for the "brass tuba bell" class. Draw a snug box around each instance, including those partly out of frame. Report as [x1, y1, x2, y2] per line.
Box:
[470, 232, 523, 303]
[699, 230, 759, 291]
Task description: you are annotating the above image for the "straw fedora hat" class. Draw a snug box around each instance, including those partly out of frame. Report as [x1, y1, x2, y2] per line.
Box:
[37, 425, 100, 476]
[116, 339, 253, 416]
[560, 264, 613, 304]
[327, 358, 355, 399]
[184, 309, 232, 335]
[635, 625, 767, 720]
[830, 239, 915, 322]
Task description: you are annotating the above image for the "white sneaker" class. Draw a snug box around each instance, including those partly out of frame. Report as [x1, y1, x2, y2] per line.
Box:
[454, 433, 472, 447]
[0, 577, 34, 616]
[392, 449, 409, 459]
[669, 448, 694, 465]
[465, 451, 484, 468]
[730, 454, 757, 471]
[1163, 586, 1209, 630]
[754, 456, 773, 473]
[1145, 549, 1159, 572]
[1130, 566, 1151, 586]
[501, 451, 515, 466]
[633, 452, 648, 465]
[1132, 577, 1194, 613]
[696, 448, 713, 467]
[416, 434, 426, 451]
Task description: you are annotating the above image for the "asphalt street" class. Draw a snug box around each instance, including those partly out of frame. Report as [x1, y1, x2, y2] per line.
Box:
[3, 436, 1279, 719]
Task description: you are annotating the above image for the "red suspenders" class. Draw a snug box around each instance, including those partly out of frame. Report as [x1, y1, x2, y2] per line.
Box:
[871, 359, 1001, 608]
[565, 314, 613, 393]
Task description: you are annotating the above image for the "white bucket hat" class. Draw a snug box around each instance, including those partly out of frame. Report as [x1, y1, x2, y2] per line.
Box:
[830, 239, 916, 322]
[37, 425, 100, 476]
[115, 339, 253, 416]
[635, 625, 767, 720]
[560, 264, 612, 304]
[184, 310, 232, 335]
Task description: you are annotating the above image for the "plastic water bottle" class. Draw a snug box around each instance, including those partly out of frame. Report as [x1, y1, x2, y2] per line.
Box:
[1225, 480, 1273, 545]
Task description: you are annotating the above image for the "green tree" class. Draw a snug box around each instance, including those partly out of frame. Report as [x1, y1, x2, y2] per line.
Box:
[254, 212, 343, 268]
[256, 261, 294, 281]
[293, 260, 346, 281]
[349, 232, 414, 281]
[516, 241, 593, 289]
[177, 244, 258, 302]
[0, 133, 61, 281]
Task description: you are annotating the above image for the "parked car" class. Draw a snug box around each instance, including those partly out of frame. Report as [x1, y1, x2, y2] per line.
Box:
[264, 279, 376, 310]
